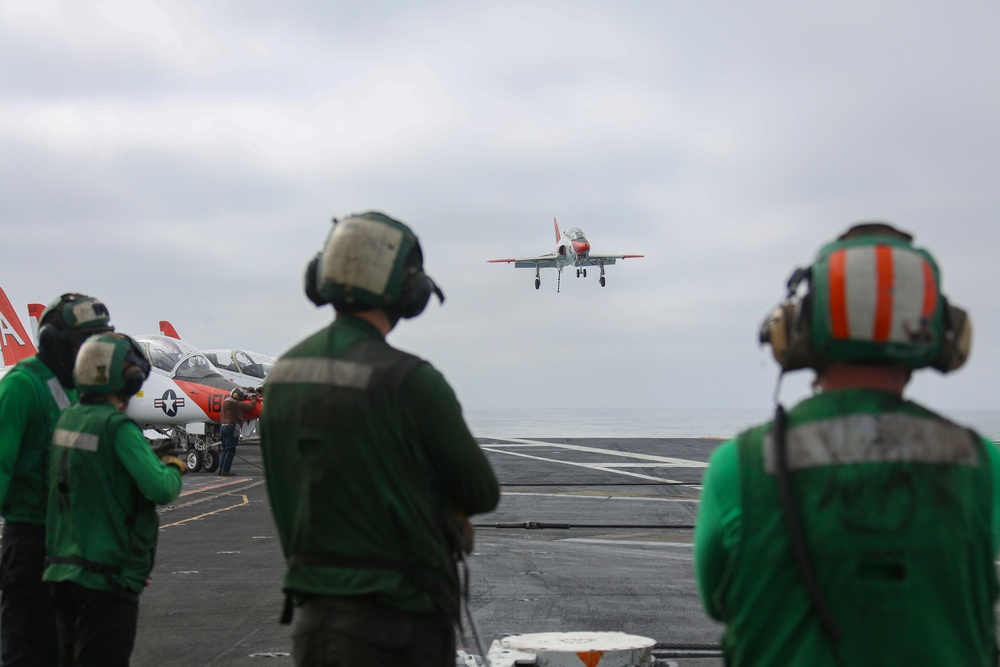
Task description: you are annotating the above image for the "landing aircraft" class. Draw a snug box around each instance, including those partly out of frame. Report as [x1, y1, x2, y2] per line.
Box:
[489, 218, 644, 292]
[158, 320, 273, 389]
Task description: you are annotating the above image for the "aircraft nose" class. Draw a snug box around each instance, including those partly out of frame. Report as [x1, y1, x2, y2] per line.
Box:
[574, 241, 591, 256]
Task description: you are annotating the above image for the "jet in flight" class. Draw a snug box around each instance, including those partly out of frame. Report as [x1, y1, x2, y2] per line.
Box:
[489, 218, 644, 292]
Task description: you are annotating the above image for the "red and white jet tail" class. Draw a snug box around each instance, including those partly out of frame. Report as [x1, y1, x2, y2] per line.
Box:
[159, 320, 182, 339]
[27, 303, 45, 345]
[553, 217, 561, 243]
[0, 288, 37, 366]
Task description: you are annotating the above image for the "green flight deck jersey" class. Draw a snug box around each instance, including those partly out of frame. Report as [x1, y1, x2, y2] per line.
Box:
[260, 316, 500, 615]
[0, 356, 74, 524]
[43, 402, 183, 594]
[695, 389, 1000, 667]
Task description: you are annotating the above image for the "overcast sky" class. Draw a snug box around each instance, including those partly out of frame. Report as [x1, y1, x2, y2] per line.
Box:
[2, 1, 999, 413]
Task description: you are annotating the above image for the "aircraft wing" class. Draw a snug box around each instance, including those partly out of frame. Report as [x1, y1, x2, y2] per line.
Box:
[488, 255, 561, 268]
[578, 254, 644, 267]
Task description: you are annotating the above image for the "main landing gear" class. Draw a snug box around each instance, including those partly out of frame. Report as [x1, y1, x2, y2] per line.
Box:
[599, 264, 606, 287]
[534, 268, 541, 290]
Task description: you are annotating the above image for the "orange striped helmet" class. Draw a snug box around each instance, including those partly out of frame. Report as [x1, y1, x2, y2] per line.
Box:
[761, 222, 970, 372]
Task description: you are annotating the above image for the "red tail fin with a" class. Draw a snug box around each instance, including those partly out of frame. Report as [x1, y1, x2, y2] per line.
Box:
[553, 217, 561, 243]
[159, 321, 181, 339]
[0, 288, 37, 366]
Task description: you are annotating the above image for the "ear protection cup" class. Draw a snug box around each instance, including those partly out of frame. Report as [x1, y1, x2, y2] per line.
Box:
[37, 323, 58, 354]
[760, 294, 825, 372]
[304, 254, 329, 306]
[122, 368, 146, 397]
[932, 303, 972, 372]
[397, 271, 435, 319]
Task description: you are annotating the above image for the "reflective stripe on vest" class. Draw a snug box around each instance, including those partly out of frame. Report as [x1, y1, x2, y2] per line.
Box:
[46, 376, 70, 410]
[762, 412, 978, 474]
[268, 358, 373, 389]
[53, 428, 99, 452]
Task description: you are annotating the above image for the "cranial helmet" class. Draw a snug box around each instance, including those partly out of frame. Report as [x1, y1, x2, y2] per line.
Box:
[74, 333, 151, 399]
[304, 211, 444, 319]
[759, 222, 971, 373]
[231, 387, 244, 400]
[38, 293, 114, 387]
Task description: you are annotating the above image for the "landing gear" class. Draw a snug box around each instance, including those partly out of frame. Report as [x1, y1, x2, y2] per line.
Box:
[185, 450, 204, 473]
[600, 277, 606, 287]
[599, 264, 606, 287]
[583, 268, 587, 277]
[534, 269, 541, 290]
[575, 268, 589, 278]
[202, 449, 219, 473]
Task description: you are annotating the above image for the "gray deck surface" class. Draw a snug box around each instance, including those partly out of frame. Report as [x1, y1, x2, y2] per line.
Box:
[40, 437, 729, 665]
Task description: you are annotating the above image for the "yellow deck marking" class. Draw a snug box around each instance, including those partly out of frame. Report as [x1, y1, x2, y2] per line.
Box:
[160, 494, 249, 529]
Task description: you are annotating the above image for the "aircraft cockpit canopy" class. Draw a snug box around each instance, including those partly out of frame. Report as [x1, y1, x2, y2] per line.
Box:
[565, 227, 588, 242]
[135, 335, 226, 381]
[203, 349, 274, 380]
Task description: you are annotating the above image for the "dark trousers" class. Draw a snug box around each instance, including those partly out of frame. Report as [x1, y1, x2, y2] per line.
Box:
[0, 520, 59, 666]
[51, 581, 139, 667]
[219, 423, 238, 473]
[292, 596, 455, 667]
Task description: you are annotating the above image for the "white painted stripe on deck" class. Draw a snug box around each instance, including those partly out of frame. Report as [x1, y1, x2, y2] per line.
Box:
[486, 438, 709, 468]
[481, 446, 691, 484]
[502, 491, 700, 503]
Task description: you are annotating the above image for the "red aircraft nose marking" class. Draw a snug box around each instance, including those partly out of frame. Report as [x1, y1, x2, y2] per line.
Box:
[572, 240, 591, 256]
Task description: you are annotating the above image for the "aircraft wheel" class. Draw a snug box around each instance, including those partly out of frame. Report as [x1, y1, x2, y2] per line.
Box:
[534, 279, 540, 290]
[583, 269, 587, 277]
[185, 450, 204, 473]
[600, 277, 606, 287]
[202, 449, 219, 473]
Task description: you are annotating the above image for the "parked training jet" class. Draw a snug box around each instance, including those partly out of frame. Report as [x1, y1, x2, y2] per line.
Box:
[159, 320, 273, 389]
[0, 288, 261, 473]
[489, 218, 644, 292]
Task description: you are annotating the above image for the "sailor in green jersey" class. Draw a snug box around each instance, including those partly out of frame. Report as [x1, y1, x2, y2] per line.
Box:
[261, 212, 500, 667]
[44, 333, 187, 667]
[0, 293, 113, 667]
[694, 222, 997, 667]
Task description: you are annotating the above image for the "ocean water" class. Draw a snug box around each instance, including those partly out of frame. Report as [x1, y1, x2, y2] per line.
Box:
[465, 407, 1000, 441]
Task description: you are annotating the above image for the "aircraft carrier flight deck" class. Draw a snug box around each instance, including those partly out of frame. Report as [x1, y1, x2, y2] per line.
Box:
[128, 437, 725, 665]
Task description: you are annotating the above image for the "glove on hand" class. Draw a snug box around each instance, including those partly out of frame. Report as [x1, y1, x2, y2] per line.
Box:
[161, 455, 188, 476]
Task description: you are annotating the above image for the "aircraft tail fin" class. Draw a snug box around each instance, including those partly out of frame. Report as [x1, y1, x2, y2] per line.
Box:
[0, 288, 37, 366]
[553, 217, 561, 243]
[159, 321, 181, 339]
[27, 303, 45, 344]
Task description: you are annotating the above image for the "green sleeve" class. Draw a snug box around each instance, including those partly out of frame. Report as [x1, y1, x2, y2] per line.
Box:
[401, 364, 500, 517]
[983, 438, 1000, 555]
[113, 420, 182, 506]
[694, 438, 742, 621]
[0, 372, 38, 510]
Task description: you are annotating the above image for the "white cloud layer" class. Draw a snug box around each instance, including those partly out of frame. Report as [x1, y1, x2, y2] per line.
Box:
[2, 0, 998, 414]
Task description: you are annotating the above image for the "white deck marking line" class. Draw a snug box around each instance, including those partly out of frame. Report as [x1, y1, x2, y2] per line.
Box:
[160, 495, 250, 528]
[487, 438, 709, 468]
[481, 446, 694, 485]
[502, 491, 700, 503]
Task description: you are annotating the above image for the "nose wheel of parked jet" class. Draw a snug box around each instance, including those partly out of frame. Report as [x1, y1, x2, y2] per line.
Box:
[185, 450, 204, 473]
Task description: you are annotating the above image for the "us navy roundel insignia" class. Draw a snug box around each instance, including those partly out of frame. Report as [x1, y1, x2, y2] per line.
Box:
[154, 389, 186, 417]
